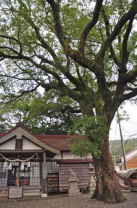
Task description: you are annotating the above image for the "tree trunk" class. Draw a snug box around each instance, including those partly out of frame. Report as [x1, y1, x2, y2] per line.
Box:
[92, 137, 126, 203]
[79, 99, 126, 202]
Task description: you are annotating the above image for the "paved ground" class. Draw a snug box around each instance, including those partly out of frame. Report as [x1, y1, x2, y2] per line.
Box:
[0, 192, 137, 208]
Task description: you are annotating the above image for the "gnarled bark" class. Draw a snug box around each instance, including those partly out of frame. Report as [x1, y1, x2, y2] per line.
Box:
[92, 137, 126, 203]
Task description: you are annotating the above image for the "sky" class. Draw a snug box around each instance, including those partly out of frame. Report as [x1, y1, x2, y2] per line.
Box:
[109, 101, 137, 141]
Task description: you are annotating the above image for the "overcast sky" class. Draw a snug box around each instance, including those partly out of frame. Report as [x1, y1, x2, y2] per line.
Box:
[109, 101, 137, 140]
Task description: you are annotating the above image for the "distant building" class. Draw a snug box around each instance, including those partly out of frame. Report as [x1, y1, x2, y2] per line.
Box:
[121, 149, 137, 169]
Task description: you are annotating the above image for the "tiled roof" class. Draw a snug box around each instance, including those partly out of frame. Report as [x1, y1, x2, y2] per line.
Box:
[36, 134, 86, 151]
[0, 123, 34, 138]
[0, 123, 86, 151]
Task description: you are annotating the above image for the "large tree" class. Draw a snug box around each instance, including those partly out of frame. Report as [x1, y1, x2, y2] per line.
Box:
[0, 0, 137, 202]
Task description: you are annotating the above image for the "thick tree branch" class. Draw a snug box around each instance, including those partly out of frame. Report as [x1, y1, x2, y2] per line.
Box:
[99, 0, 137, 57]
[15, 3, 82, 90]
[121, 17, 134, 67]
[113, 67, 137, 107]
[0, 50, 83, 102]
[46, 0, 68, 49]
[79, 0, 104, 55]
[110, 2, 136, 42]
[34, 53, 55, 66]
[35, 53, 82, 89]
[102, 8, 120, 67]
[0, 44, 82, 93]
[98, 2, 136, 108]
[55, 63, 82, 89]
[46, 0, 105, 80]
[28, 20, 58, 60]
[123, 67, 137, 84]
[120, 87, 137, 102]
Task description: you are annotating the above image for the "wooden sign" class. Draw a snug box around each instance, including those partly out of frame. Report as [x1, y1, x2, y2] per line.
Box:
[8, 186, 23, 199]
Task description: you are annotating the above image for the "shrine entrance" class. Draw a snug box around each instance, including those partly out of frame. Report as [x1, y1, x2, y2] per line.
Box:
[7, 161, 40, 187]
[0, 124, 59, 198]
[0, 153, 41, 188]
[0, 152, 43, 198]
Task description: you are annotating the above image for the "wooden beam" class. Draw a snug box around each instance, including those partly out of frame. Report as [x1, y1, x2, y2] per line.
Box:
[41, 151, 48, 195]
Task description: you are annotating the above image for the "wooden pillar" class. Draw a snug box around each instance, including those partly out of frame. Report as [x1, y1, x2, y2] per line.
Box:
[41, 151, 48, 197]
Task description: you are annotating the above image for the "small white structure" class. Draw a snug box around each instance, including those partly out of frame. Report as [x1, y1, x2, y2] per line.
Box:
[68, 170, 81, 196]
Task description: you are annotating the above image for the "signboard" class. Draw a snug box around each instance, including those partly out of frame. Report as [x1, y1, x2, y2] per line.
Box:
[8, 186, 23, 199]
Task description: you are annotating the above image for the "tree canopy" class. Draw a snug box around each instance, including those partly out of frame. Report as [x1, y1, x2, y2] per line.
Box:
[0, 91, 81, 133]
[0, 0, 137, 111]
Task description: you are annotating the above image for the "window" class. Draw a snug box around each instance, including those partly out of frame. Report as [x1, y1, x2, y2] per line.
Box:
[47, 161, 58, 173]
[30, 162, 40, 186]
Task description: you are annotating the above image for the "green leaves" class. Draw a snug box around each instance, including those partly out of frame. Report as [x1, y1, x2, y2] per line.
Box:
[61, 3, 90, 39]
[71, 137, 101, 158]
[69, 115, 108, 157]
[71, 115, 107, 137]
[0, 90, 81, 134]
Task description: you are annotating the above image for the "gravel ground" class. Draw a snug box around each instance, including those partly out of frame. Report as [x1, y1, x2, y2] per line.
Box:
[0, 192, 137, 208]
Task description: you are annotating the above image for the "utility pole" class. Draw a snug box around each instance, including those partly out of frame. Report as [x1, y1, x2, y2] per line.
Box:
[117, 110, 127, 170]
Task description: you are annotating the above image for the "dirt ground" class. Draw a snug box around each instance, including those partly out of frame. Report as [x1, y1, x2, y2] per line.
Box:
[0, 192, 137, 208]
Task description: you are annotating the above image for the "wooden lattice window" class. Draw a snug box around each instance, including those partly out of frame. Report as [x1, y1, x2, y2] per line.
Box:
[0, 162, 7, 187]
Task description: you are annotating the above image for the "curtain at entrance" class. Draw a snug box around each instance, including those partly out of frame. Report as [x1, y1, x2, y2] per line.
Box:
[0, 162, 40, 187]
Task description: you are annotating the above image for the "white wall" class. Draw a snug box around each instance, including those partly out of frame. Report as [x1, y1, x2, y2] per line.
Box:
[0, 139, 15, 150]
[54, 151, 92, 160]
[23, 139, 41, 150]
[0, 138, 42, 150]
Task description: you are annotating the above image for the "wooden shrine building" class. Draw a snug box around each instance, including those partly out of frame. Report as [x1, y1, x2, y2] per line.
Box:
[0, 124, 92, 198]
